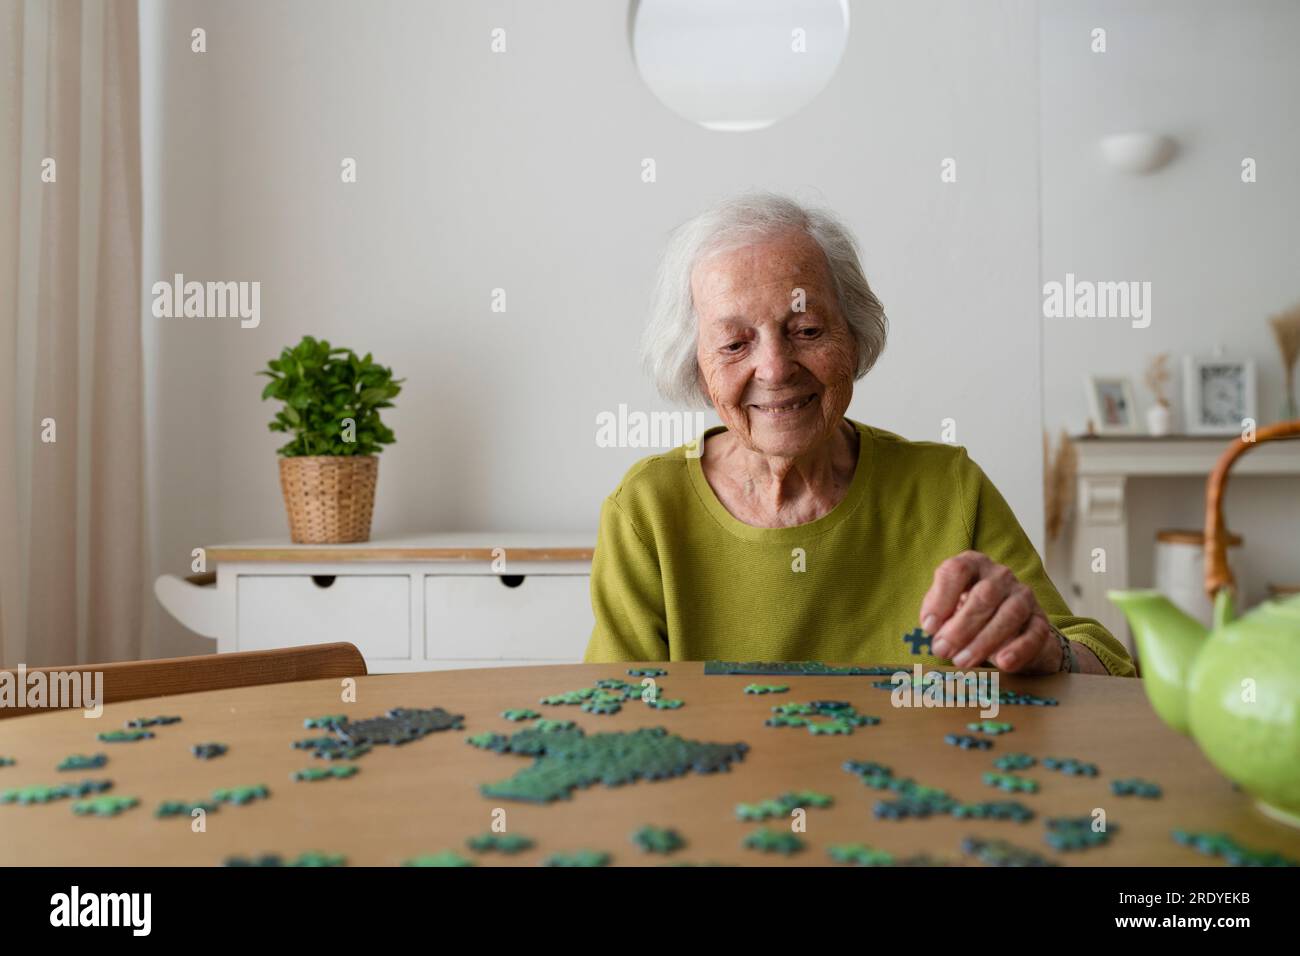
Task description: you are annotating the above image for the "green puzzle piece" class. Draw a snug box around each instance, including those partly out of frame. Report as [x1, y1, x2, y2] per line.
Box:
[97, 730, 153, 743]
[2, 779, 111, 804]
[404, 851, 476, 867]
[212, 784, 270, 805]
[57, 754, 107, 772]
[968, 721, 1013, 735]
[501, 709, 541, 721]
[743, 684, 789, 695]
[292, 765, 358, 782]
[743, 828, 805, 855]
[829, 843, 896, 866]
[631, 825, 685, 854]
[73, 795, 138, 816]
[466, 832, 535, 854]
[156, 800, 218, 818]
[982, 771, 1039, 793]
[304, 715, 348, 730]
[543, 849, 610, 867]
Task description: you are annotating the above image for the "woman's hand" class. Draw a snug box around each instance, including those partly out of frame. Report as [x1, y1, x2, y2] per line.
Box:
[919, 551, 1063, 674]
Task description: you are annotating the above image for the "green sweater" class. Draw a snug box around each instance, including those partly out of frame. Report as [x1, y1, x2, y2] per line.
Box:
[584, 419, 1135, 677]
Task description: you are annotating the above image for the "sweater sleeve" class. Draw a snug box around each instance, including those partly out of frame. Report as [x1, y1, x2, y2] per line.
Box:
[583, 495, 670, 663]
[957, 448, 1137, 678]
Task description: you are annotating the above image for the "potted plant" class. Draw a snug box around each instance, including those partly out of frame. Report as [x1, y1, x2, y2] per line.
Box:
[259, 335, 402, 543]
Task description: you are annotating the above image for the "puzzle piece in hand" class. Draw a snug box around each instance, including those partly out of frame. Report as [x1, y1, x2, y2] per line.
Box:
[72, 795, 139, 817]
[475, 726, 749, 804]
[1111, 778, 1162, 798]
[627, 667, 667, 677]
[293, 765, 357, 782]
[544, 849, 611, 867]
[304, 714, 349, 730]
[945, 733, 993, 750]
[334, 707, 464, 746]
[982, 772, 1039, 793]
[961, 836, 1059, 867]
[212, 784, 270, 806]
[1171, 830, 1299, 867]
[631, 825, 685, 854]
[705, 661, 901, 676]
[994, 753, 1036, 771]
[501, 709, 541, 721]
[156, 799, 218, 818]
[126, 715, 180, 728]
[1045, 816, 1116, 851]
[1, 779, 112, 804]
[97, 730, 154, 743]
[57, 754, 107, 771]
[1043, 756, 1098, 776]
[743, 684, 789, 695]
[191, 743, 227, 760]
[403, 851, 476, 867]
[743, 828, 805, 855]
[466, 832, 535, 854]
[968, 721, 1013, 735]
[902, 627, 932, 655]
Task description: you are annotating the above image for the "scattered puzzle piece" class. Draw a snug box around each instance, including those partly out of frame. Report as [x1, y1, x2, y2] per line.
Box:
[292, 765, 357, 782]
[403, 852, 475, 867]
[1043, 756, 1098, 777]
[126, 715, 180, 728]
[97, 729, 153, 743]
[1171, 830, 1298, 867]
[767, 700, 879, 736]
[743, 684, 789, 695]
[951, 801, 1035, 822]
[646, 697, 683, 710]
[1, 779, 111, 804]
[631, 825, 685, 854]
[994, 753, 1036, 771]
[501, 709, 541, 721]
[1045, 816, 1116, 851]
[968, 721, 1013, 735]
[945, 733, 993, 750]
[1111, 778, 1162, 798]
[156, 800, 218, 818]
[962, 836, 1059, 867]
[191, 743, 227, 760]
[982, 771, 1039, 793]
[829, 843, 897, 866]
[212, 784, 270, 806]
[735, 790, 833, 822]
[57, 754, 107, 772]
[0, 757, 15, 767]
[72, 795, 138, 817]
[532, 719, 576, 733]
[627, 667, 667, 677]
[335, 707, 464, 745]
[743, 828, 805, 855]
[224, 852, 345, 867]
[304, 714, 349, 730]
[544, 849, 611, 867]
[466, 832, 535, 854]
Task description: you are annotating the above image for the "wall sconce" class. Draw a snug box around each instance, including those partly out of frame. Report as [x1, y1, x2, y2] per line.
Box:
[1099, 132, 1178, 174]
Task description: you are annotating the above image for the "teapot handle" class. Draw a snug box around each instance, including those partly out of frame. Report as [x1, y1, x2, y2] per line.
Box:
[1204, 419, 1300, 599]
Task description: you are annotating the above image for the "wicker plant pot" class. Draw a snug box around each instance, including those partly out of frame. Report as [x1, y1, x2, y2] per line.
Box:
[278, 456, 378, 544]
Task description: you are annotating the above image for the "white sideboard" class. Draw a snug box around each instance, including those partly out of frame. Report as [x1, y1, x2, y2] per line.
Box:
[1070, 435, 1300, 654]
[154, 534, 596, 672]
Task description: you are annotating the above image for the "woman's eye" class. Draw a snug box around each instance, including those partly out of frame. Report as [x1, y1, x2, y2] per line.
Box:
[795, 327, 822, 338]
[722, 342, 745, 353]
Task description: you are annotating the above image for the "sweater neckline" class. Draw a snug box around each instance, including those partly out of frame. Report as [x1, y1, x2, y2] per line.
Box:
[686, 418, 875, 544]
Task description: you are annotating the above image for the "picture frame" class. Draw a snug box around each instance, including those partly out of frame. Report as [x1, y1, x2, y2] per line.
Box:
[1084, 375, 1139, 434]
[1182, 356, 1257, 435]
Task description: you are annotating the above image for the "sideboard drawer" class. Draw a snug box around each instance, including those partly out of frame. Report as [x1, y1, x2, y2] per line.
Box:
[237, 575, 410, 659]
[425, 574, 590, 660]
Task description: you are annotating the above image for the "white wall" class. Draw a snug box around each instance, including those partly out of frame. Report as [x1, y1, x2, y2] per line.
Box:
[141, 0, 1043, 656]
[1040, 0, 1300, 604]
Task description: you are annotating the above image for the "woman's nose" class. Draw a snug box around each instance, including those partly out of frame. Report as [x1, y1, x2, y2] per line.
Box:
[752, 338, 800, 383]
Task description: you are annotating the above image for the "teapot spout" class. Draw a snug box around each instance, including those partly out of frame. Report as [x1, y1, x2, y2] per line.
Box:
[1108, 589, 1207, 734]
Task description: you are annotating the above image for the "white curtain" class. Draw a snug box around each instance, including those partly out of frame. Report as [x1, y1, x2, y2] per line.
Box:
[0, 0, 146, 666]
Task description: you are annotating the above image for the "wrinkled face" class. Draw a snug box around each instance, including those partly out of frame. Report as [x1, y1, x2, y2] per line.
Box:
[693, 229, 858, 458]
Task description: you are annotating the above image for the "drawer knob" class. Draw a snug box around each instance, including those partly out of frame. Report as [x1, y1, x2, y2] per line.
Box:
[499, 574, 525, 589]
[311, 575, 337, 589]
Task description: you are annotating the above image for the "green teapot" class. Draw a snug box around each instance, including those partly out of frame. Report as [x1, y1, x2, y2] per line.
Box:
[1109, 421, 1300, 829]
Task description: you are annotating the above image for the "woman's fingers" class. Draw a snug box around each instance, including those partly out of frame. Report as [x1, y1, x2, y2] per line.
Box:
[928, 559, 1016, 661]
[919, 551, 987, 639]
[992, 614, 1055, 673]
[950, 584, 1036, 668]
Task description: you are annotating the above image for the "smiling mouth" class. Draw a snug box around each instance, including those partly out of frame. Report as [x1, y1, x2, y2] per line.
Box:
[750, 393, 817, 414]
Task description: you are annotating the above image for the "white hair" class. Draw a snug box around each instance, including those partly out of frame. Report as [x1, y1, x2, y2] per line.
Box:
[640, 191, 888, 408]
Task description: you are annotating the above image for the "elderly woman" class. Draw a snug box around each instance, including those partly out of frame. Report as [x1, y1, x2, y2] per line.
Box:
[585, 193, 1134, 677]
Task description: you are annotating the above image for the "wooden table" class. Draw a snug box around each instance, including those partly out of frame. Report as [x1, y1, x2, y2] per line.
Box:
[2, 663, 1297, 866]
